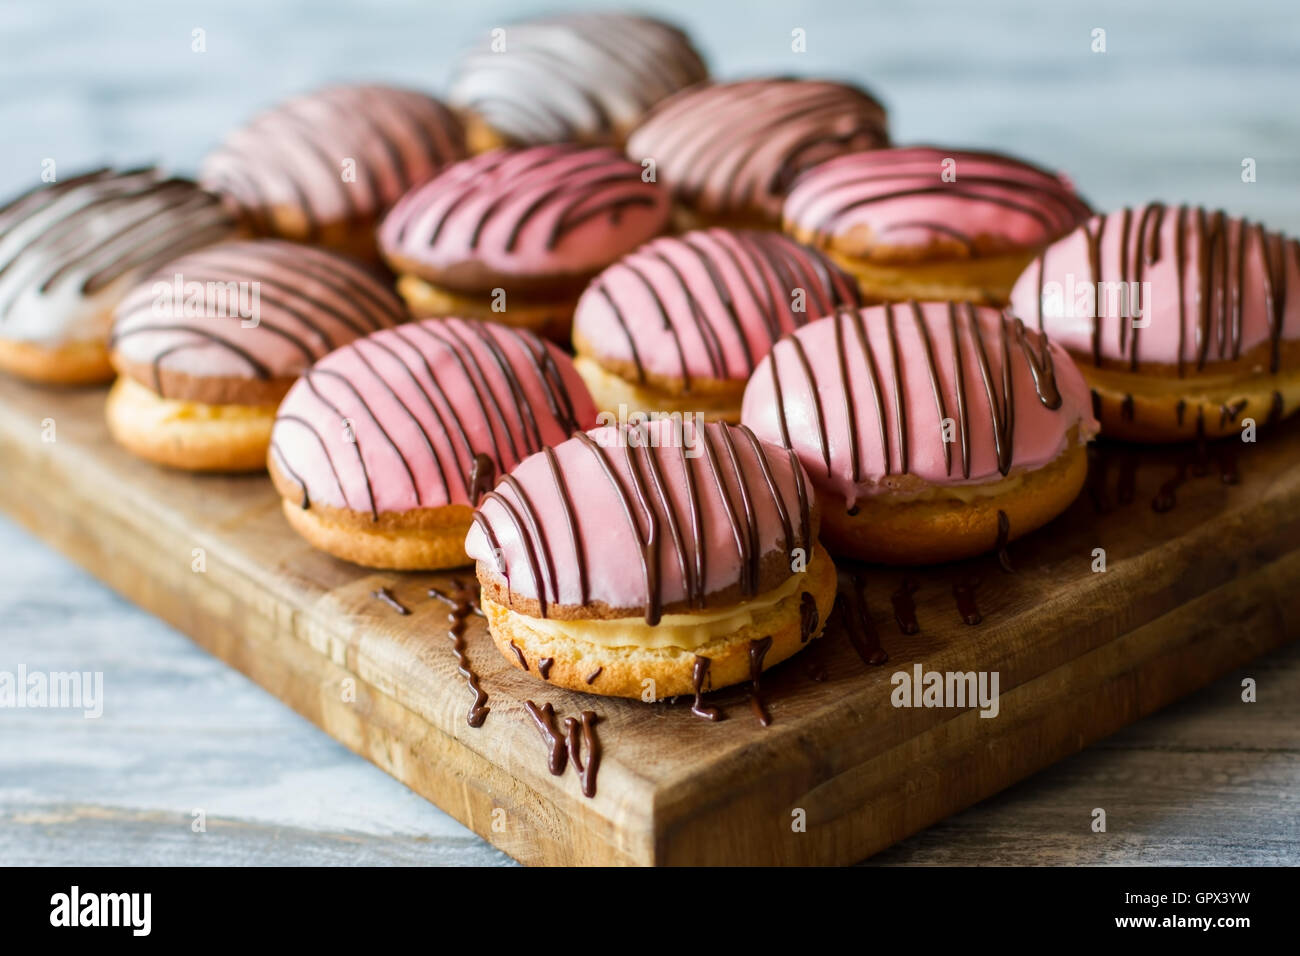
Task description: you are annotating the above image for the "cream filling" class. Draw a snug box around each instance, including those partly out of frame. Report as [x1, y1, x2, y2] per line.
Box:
[511, 570, 806, 650]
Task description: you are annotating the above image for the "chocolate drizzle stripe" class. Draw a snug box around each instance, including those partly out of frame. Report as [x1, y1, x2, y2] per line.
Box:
[690, 655, 722, 721]
[202, 85, 465, 234]
[786, 147, 1090, 244]
[0, 169, 235, 317]
[387, 145, 662, 263]
[372, 587, 410, 615]
[766, 302, 1069, 516]
[429, 581, 490, 727]
[477, 421, 812, 625]
[273, 319, 586, 521]
[594, 230, 860, 383]
[1034, 203, 1297, 377]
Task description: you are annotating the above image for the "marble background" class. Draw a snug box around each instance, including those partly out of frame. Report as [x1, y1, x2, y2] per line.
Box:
[1, 0, 1297, 865]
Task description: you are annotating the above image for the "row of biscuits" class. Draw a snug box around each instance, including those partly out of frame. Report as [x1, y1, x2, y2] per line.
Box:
[1, 12, 1298, 703]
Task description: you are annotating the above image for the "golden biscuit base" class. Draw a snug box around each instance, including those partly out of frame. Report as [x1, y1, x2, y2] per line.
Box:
[820, 443, 1088, 565]
[1080, 362, 1300, 442]
[242, 204, 385, 263]
[394, 274, 575, 343]
[268, 454, 474, 570]
[105, 375, 274, 472]
[785, 223, 1040, 306]
[572, 355, 745, 423]
[0, 337, 115, 386]
[479, 542, 838, 698]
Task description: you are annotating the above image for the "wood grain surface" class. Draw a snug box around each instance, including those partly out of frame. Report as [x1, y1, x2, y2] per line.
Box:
[1, 376, 1296, 864]
[1, 0, 1298, 865]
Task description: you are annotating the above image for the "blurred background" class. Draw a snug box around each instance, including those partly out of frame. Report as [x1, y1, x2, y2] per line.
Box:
[3, 0, 1299, 226]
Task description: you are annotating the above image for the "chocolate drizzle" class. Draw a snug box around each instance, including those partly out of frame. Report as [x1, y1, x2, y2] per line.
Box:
[789, 146, 1091, 250]
[584, 667, 603, 685]
[384, 144, 665, 263]
[449, 13, 707, 147]
[994, 510, 1014, 573]
[767, 302, 1064, 501]
[890, 577, 921, 635]
[508, 641, 529, 671]
[467, 453, 496, 505]
[1034, 203, 1298, 377]
[0, 168, 236, 325]
[524, 700, 566, 774]
[836, 568, 889, 665]
[952, 577, 983, 626]
[475, 421, 812, 627]
[690, 655, 723, 721]
[429, 581, 490, 728]
[562, 711, 601, 798]
[1151, 465, 1186, 513]
[1087, 444, 1138, 513]
[538, 657, 554, 680]
[372, 587, 410, 616]
[583, 230, 859, 389]
[111, 240, 403, 400]
[799, 591, 819, 643]
[747, 636, 774, 727]
[628, 78, 889, 219]
[201, 85, 466, 241]
[274, 317, 588, 523]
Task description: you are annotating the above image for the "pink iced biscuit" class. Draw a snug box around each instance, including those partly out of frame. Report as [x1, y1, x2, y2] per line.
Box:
[783, 146, 1091, 254]
[464, 418, 813, 614]
[109, 239, 404, 390]
[377, 145, 670, 292]
[1008, 203, 1300, 370]
[626, 78, 889, 223]
[200, 85, 466, 239]
[270, 317, 598, 516]
[572, 229, 860, 383]
[741, 302, 1097, 509]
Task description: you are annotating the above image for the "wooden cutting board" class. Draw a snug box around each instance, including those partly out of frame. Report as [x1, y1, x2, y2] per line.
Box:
[2, 374, 1297, 866]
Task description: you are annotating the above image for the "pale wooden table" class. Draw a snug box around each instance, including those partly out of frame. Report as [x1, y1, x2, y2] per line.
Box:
[1, 0, 1297, 865]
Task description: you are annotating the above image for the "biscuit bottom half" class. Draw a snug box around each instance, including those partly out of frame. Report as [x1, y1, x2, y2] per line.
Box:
[478, 542, 838, 698]
[1081, 362, 1300, 442]
[105, 375, 274, 472]
[0, 337, 115, 386]
[395, 274, 576, 343]
[825, 248, 1037, 307]
[268, 455, 476, 570]
[820, 442, 1089, 565]
[573, 355, 746, 423]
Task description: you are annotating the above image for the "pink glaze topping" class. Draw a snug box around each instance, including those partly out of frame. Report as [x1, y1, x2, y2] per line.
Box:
[783, 146, 1091, 254]
[200, 85, 467, 236]
[377, 145, 670, 291]
[625, 78, 889, 222]
[271, 317, 598, 516]
[741, 302, 1097, 507]
[109, 240, 404, 390]
[464, 418, 814, 619]
[1008, 203, 1300, 372]
[573, 229, 860, 384]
